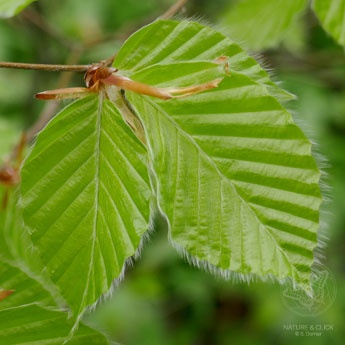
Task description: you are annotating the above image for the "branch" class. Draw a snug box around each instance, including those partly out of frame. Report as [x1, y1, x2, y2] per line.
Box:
[0, 61, 90, 72]
[159, 0, 189, 19]
[25, 49, 90, 144]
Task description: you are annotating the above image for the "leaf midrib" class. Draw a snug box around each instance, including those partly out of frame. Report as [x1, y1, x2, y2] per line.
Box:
[80, 94, 103, 313]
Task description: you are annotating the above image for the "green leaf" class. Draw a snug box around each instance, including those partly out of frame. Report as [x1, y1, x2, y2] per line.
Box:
[114, 19, 322, 287]
[278, 13, 306, 53]
[312, 0, 345, 46]
[20, 95, 151, 317]
[0, 194, 109, 343]
[220, 0, 308, 50]
[114, 19, 295, 102]
[0, 189, 33, 265]
[0, 304, 109, 344]
[0, 190, 63, 310]
[127, 70, 321, 288]
[0, 0, 36, 18]
[0, 260, 54, 310]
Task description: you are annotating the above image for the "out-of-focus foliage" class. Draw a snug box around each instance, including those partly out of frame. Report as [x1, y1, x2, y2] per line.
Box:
[313, 0, 345, 47]
[0, 0, 345, 345]
[221, 0, 345, 51]
[220, 0, 308, 50]
[0, 117, 20, 163]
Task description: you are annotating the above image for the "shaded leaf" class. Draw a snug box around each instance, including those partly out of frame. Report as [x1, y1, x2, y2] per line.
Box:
[0, 303, 109, 344]
[0, 190, 60, 310]
[0, 193, 109, 343]
[0, 189, 36, 266]
[0, 260, 54, 310]
[312, 0, 345, 46]
[20, 95, 151, 317]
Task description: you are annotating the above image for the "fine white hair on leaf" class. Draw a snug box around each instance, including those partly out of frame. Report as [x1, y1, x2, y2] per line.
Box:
[288, 104, 332, 271]
[151, 137, 326, 294]
[150, 188, 294, 289]
[68, 214, 155, 340]
[167, 232, 298, 288]
[137, 105, 322, 292]
[149, 145, 326, 294]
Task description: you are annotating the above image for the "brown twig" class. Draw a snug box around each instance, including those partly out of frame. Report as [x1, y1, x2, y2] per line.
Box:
[0, 61, 90, 72]
[25, 48, 88, 144]
[1, 0, 189, 152]
[1, 56, 115, 147]
[159, 0, 189, 19]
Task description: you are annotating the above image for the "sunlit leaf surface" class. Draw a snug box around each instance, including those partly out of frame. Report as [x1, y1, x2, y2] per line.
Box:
[19, 20, 322, 323]
[21, 96, 151, 316]
[117, 20, 322, 288]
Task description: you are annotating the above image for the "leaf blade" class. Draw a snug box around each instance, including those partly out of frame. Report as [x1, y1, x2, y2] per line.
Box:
[114, 19, 295, 101]
[0, 304, 109, 345]
[0, 193, 109, 344]
[0, 259, 54, 310]
[21, 95, 151, 316]
[128, 71, 321, 288]
[0, 190, 63, 310]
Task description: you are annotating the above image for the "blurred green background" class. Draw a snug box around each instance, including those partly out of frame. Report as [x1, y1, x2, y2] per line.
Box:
[1, 1, 344, 344]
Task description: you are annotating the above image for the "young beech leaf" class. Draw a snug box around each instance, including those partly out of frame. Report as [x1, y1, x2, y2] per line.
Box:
[312, 0, 345, 46]
[20, 95, 151, 317]
[113, 19, 321, 289]
[126, 73, 321, 290]
[20, 19, 322, 321]
[114, 19, 295, 101]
